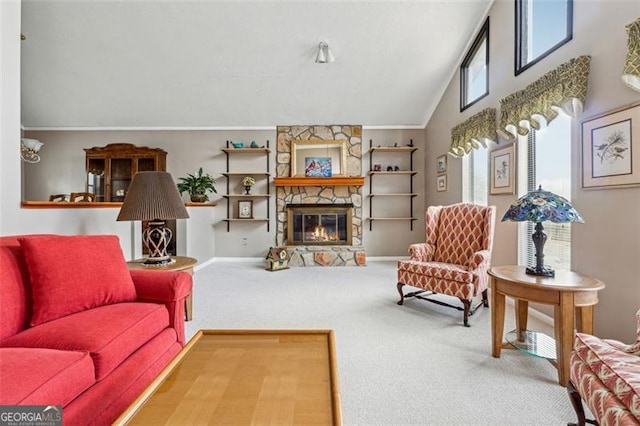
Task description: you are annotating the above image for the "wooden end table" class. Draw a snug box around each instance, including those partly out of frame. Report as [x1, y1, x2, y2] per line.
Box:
[126, 256, 197, 321]
[488, 265, 605, 387]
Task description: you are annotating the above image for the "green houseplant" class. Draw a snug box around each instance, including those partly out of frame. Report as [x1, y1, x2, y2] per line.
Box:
[177, 167, 217, 202]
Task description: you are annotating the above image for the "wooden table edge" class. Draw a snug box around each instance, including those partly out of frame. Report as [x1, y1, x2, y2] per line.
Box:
[112, 329, 341, 426]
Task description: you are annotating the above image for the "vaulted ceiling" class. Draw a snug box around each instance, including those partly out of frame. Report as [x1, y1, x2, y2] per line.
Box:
[20, 1, 493, 129]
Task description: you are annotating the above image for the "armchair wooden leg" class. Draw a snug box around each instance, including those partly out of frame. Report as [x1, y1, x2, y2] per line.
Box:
[397, 283, 405, 305]
[482, 289, 489, 308]
[567, 380, 598, 426]
[462, 300, 471, 327]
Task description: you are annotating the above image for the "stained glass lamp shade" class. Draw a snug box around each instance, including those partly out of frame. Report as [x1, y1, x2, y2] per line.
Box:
[502, 185, 584, 277]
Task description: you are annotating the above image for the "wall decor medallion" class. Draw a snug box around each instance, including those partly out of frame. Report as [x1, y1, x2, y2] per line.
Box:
[582, 101, 640, 189]
[490, 144, 516, 195]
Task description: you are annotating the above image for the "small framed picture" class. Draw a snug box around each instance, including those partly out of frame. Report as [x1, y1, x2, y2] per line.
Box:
[490, 144, 516, 195]
[436, 174, 447, 192]
[582, 101, 640, 189]
[238, 200, 253, 219]
[436, 155, 447, 174]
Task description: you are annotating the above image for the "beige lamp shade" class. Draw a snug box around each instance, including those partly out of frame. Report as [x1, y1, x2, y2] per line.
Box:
[117, 171, 189, 221]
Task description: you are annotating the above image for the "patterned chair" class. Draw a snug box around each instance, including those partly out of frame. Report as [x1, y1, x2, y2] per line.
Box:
[568, 309, 640, 426]
[397, 203, 496, 327]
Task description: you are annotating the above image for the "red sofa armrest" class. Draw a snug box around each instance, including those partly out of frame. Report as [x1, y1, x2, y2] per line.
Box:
[130, 270, 192, 345]
[130, 270, 192, 302]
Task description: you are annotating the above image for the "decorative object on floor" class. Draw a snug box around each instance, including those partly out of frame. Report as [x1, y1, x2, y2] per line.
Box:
[265, 247, 290, 271]
[238, 200, 253, 219]
[241, 176, 255, 195]
[436, 155, 447, 173]
[489, 144, 516, 195]
[502, 185, 583, 277]
[20, 138, 44, 163]
[118, 171, 190, 265]
[581, 101, 640, 189]
[436, 174, 447, 192]
[622, 17, 640, 93]
[176, 167, 217, 202]
[567, 308, 640, 425]
[315, 41, 335, 64]
[397, 203, 496, 326]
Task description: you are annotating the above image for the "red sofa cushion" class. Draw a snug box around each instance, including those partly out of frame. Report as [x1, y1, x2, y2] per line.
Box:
[18, 235, 137, 326]
[1, 302, 169, 381]
[0, 238, 32, 341]
[0, 347, 95, 406]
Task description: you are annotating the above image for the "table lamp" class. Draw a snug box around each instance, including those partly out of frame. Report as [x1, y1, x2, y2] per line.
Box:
[117, 171, 189, 265]
[501, 185, 584, 278]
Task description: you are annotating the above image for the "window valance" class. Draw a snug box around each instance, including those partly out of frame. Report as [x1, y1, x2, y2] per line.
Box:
[498, 55, 591, 140]
[623, 17, 640, 93]
[449, 108, 497, 157]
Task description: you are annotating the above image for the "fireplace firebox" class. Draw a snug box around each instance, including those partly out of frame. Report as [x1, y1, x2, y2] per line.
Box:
[287, 204, 353, 246]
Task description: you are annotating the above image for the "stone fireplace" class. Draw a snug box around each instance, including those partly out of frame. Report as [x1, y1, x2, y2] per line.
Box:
[275, 125, 366, 266]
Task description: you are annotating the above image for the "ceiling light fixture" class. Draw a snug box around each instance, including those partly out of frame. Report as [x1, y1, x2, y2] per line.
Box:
[315, 41, 335, 64]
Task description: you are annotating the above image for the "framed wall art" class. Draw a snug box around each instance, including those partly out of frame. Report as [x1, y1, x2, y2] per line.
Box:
[436, 174, 447, 192]
[238, 200, 253, 219]
[436, 155, 447, 174]
[582, 101, 640, 189]
[490, 144, 516, 195]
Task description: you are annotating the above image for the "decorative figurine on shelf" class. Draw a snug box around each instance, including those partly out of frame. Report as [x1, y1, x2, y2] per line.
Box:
[394, 166, 400, 171]
[250, 141, 259, 148]
[387, 166, 393, 172]
[231, 142, 244, 149]
[241, 176, 256, 195]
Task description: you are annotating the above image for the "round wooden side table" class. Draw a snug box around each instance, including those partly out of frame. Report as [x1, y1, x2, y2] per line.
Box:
[126, 256, 197, 321]
[488, 265, 605, 387]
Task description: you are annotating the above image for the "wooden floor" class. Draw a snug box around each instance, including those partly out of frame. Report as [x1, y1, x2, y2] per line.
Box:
[115, 330, 341, 425]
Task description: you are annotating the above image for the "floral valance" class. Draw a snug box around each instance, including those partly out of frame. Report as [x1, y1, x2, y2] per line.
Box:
[449, 108, 497, 157]
[623, 17, 640, 93]
[498, 55, 591, 140]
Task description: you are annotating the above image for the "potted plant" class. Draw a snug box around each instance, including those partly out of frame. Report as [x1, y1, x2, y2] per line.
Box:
[177, 167, 217, 202]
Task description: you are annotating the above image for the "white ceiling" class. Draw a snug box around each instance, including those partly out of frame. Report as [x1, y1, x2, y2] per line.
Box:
[20, 1, 493, 129]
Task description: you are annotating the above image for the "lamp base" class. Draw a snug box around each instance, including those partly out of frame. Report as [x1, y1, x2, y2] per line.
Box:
[142, 257, 176, 267]
[142, 220, 174, 266]
[526, 265, 555, 278]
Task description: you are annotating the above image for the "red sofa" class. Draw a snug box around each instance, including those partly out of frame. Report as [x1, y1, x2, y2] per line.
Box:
[0, 235, 192, 425]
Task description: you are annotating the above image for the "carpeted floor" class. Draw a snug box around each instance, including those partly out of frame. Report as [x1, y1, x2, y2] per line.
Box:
[185, 259, 582, 425]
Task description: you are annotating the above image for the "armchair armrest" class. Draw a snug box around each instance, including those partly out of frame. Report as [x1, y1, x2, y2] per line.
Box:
[130, 270, 192, 302]
[467, 250, 491, 273]
[467, 250, 492, 294]
[408, 243, 435, 262]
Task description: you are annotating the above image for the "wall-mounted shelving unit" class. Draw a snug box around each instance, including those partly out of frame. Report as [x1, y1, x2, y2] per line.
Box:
[367, 139, 418, 230]
[221, 140, 271, 232]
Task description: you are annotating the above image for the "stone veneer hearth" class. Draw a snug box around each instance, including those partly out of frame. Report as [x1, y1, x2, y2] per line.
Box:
[276, 125, 366, 266]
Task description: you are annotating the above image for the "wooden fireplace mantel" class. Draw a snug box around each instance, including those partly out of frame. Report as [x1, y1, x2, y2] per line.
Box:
[274, 176, 365, 187]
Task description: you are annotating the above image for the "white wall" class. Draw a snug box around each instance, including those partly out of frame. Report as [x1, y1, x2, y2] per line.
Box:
[425, 0, 640, 341]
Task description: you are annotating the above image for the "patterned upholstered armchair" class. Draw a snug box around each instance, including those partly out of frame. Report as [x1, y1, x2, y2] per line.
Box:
[397, 203, 496, 327]
[568, 309, 640, 425]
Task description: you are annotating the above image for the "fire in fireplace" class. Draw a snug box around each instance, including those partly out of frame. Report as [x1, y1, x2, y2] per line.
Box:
[286, 204, 353, 246]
